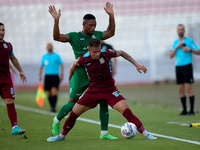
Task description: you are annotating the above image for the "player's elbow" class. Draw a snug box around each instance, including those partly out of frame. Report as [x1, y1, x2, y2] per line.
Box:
[53, 36, 59, 41]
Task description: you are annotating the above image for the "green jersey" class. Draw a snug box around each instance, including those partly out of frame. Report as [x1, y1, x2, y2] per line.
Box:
[67, 31, 104, 78]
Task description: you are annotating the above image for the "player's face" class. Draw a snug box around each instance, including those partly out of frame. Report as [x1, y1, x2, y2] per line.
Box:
[89, 45, 101, 59]
[0, 25, 5, 41]
[177, 25, 185, 38]
[83, 20, 96, 35]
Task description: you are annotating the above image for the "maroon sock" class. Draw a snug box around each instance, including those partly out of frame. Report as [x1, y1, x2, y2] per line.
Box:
[6, 103, 17, 127]
[62, 111, 79, 135]
[122, 108, 143, 130]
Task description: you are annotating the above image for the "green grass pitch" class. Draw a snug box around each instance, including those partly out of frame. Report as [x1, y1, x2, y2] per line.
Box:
[0, 82, 200, 150]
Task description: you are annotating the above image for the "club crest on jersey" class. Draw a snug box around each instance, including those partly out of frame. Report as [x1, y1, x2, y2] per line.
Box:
[99, 57, 105, 64]
[3, 43, 8, 48]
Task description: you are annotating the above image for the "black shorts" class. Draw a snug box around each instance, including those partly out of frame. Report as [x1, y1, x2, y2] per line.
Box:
[44, 75, 60, 91]
[176, 63, 194, 84]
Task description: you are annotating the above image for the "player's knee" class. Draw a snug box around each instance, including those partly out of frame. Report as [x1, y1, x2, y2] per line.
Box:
[4, 99, 14, 104]
[69, 98, 78, 103]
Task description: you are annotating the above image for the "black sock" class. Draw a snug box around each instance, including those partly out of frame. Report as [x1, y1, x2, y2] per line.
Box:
[51, 95, 57, 112]
[189, 96, 195, 112]
[180, 96, 187, 112]
[48, 96, 53, 108]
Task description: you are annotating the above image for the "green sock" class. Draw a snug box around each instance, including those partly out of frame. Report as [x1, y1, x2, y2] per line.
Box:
[56, 101, 75, 121]
[99, 101, 109, 131]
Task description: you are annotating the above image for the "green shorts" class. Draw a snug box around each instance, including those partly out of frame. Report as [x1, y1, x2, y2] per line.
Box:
[69, 67, 90, 100]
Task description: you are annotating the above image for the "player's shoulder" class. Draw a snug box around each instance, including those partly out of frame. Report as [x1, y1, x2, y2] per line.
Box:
[3, 40, 12, 45]
[173, 38, 179, 43]
[83, 51, 90, 58]
[66, 31, 79, 37]
[101, 49, 106, 53]
[93, 30, 103, 35]
[3, 40, 13, 49]
[185, 37, 194, 42]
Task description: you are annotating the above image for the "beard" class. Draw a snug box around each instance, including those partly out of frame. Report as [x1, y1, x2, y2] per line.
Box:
[178, 33, 184, 37]
[48, 49, 53, 53]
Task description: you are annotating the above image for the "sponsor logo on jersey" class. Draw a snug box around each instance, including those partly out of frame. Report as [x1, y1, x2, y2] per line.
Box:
[108, 49, 115, 53]
[3, 43, 8, 48]
[99, 57, 105, 64]
[83, 46, 89, 51]
[80, 38, 85, 40]
[76, 93, 82, 96]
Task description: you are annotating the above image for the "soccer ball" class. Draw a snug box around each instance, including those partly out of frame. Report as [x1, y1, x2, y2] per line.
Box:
[121, 122, 137, 139]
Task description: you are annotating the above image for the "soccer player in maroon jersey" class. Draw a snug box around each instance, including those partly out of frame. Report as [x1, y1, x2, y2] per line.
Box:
[47, 39, 157, 141]
[0, 22, 27, 135]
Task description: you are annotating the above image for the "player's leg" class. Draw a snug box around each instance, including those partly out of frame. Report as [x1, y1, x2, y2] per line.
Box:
[47, 92, 96, 142]
[52, 73, 89, 136]
[50, 75, 60, 112]
[44, 75, 54, 112]
[184, 64, 195, 115]
[99, 101, 117, 139]
[112, 100, 156, 139]
[176, 66, 187, 115]
[185, 83, 195, 115]
[2, 82, 25, 135]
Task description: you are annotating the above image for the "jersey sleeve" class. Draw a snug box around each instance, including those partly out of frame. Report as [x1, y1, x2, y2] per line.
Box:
[104, 49, 117, 59]
[66, 32, 76, 42]
[58, 55, 63, 65]
[190, 39, 199, 50]
[8, 42, 14, 57]
[40, 55, 45, 67]
[9, 51, 14, 57]
[94, 31, 104, 40]
[170, 41, 176, 51]
[77, 55, 85, 66]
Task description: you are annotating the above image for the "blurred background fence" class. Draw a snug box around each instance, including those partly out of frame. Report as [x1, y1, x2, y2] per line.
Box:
[1, 0, 200, 88]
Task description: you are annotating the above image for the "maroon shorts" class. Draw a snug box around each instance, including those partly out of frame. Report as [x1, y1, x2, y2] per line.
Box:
[0, 80, 15, 100]
[77, 87, 125, 108]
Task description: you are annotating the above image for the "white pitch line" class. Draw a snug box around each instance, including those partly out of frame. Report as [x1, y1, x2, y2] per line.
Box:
[1, 103, 200, 145]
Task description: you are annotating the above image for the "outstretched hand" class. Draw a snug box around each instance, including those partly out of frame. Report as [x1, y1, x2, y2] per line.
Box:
[136, 64, 147, 74]
[104, 1, 114, 16]
[48, 5, 61, 20]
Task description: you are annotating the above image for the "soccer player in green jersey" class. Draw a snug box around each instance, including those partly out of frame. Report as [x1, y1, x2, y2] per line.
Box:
[48, 1, 116, 139]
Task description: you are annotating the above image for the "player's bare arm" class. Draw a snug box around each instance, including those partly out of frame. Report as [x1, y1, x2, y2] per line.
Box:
[102, 1, 115, 40]
[59, 64, 64, 81]
[10, 55, 27, 83]
[116, 50, 147, 74]
[68, 60, 80, 84]
[39, 66, 43, 81]
[190, 49, 200, 54]
[48, 5, 69, 42]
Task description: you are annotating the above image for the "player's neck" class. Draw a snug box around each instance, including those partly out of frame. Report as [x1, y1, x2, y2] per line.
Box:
[82, 30, 89, 35]
[179, 36, 185, 41]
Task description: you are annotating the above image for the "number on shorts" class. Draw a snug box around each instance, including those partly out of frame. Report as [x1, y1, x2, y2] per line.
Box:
[112, 91, 121, 97]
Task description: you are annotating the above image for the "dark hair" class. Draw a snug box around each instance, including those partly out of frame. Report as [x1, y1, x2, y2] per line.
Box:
[89, 39, 101, 47]
[178, 24, 184, 27]
[0, 22, 4, 26]
[83, 14, 96, 21]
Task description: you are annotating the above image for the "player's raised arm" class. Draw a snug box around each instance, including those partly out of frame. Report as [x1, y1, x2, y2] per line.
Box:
[116, 50, 147, 74]
[48, 5, 69, 42]
[102, 1, 115, 40]
[68, 60, 80, 84]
